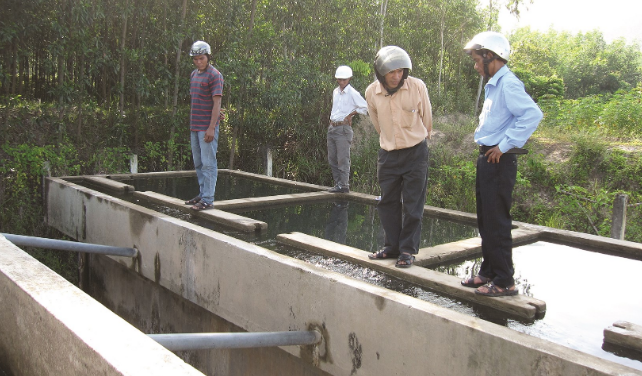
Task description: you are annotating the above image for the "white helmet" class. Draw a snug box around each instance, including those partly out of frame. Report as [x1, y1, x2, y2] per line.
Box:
[464, 31, 510, 62]
[190, 40, 211, 56]
[335, 65, 353, 79]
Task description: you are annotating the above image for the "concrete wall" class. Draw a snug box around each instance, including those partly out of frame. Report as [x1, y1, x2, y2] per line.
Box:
[0, 235, 202, 376]
[86, 253, 331, 376]
[45, 177, 642, 376]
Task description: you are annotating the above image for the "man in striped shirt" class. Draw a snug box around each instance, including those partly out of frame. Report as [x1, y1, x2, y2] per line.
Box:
[185, 40, 224, 211]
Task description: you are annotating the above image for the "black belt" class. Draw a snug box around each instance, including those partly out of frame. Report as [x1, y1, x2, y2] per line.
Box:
[479, 145, 528, 154]
[330, 121, 350, 127]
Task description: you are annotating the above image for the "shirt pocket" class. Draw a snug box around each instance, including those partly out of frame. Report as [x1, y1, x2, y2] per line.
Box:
[401, 104, 419, 128]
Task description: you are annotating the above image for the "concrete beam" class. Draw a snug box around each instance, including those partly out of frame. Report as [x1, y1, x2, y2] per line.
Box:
[133, 191, 267, 232]
[222, 169, 326, 191]
[208, 192, 336, 211]
[107, 170, 198, 180]
[45, 177, 642, 376]
[84, 176, 135, 192]
[0, 235, 202, 376]
[604, 321, 642, 352]
[519, 222, 642, 260]
[277, 232, 546, 320]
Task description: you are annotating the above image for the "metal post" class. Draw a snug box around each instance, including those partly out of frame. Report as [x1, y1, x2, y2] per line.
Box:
[1, 233, 138, 258]
[130, 154, 138, 174]
[610, 193, 628, 240]
[148, 330, 322, 351]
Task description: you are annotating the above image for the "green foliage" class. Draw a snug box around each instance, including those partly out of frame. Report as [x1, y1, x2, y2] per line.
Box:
[539, 86, 642, 137]
[553, 184, 615, 236]
[598, 87, 642, 135]
[509, 28, 642, 99]
[428, 157, 477, 213]
[511, 67, 564, 101]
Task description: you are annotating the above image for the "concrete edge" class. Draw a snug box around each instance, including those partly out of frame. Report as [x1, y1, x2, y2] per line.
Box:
[211, 191, 336, 211]
[222, 169, 327, 191]
[518, 222, 642, 260]
[276, 232, 546, 320]
[133, 191, 267, 232]
[0, 235, 203, 376]
[84, 176, 135, 192]
[604, 321, 642, 353]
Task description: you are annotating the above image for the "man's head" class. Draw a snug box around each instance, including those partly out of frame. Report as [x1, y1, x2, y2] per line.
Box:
[190, 40, 212, 72]
[464, 32, 510, 78]
[374, 46, 411, 92]
[335, 65, 353, 90]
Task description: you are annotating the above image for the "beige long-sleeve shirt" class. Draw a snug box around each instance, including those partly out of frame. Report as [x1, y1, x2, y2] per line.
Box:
[365, 76, 432, 151]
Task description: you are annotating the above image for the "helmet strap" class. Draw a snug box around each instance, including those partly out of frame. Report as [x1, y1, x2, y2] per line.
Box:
[481, 51, 496, 79]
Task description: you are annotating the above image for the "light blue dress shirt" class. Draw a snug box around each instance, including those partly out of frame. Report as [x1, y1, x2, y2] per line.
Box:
[474, 65, 543, 152]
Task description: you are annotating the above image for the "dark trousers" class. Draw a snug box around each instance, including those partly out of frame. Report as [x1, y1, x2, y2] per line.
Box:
[476, 153, 517, 288]
[377, 140, 429, 255]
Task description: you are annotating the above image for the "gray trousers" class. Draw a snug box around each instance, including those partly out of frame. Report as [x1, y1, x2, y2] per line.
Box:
[327, 125, 353, 188]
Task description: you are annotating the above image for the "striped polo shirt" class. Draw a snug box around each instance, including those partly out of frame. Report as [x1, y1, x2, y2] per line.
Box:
[190, 65, 224, 131]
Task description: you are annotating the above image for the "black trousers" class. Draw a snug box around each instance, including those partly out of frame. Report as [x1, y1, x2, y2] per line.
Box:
[476, 153, 517, 288]
[377, 140, 429, 255]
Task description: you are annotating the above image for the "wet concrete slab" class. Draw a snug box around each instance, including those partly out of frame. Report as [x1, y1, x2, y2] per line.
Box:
[605, 321, 642, 353]
[277, 232, 546, 320]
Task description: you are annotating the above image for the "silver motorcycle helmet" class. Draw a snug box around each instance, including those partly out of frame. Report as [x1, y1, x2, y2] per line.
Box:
[374, 46, 412, 83]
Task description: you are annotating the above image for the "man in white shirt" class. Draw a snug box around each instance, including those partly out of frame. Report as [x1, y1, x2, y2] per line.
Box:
[327, 65, 368, 193]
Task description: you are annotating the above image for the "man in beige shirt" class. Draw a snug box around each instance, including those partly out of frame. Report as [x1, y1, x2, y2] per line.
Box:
[365, 46, 432, 268]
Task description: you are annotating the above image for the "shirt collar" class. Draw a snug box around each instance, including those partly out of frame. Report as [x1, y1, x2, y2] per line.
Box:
[374, 78, 410, 95]
[487, 65, 509, 87]
[338, 84, 352, 94]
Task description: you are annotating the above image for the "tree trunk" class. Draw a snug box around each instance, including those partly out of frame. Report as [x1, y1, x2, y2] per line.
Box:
[438, 9, 445, 96]
[119, 0, 128, 118]
[378, 0, 389, 50]
[249, 0, 258, 34]
[168, 0, 188, 170]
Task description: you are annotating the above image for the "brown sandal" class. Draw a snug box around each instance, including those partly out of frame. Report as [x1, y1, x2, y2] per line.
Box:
[394, 253, 415, 268]
[191, 200, 214, 211]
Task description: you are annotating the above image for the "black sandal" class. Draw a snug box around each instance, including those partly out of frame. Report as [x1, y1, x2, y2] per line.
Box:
[395, 253, 415, 268]
[191, 200, 214, 211]
[461, 275, 490, 288]
[185, 196, 201, 205]
[368, 249, 400, 260]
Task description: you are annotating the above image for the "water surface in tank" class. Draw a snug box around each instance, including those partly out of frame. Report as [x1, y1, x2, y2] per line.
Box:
[432, 241, 642, 371]
[120, 174, 308, 201]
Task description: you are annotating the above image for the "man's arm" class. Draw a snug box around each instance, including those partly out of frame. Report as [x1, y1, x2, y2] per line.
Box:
[365, 86, 381, 134]
[419, 81, 432, 139]
[204, 95, 222, 143]
[498, 80, 543, 152]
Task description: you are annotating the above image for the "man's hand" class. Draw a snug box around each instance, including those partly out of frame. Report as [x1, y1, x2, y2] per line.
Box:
[344, 111, 356, 126]
[204, 126, 216, 143]
[485, 146, 503, 163]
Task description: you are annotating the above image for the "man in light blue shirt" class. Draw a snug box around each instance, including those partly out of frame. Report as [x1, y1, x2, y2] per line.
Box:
[327, 65, 368, 193]
[461, 32, 543, 297]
